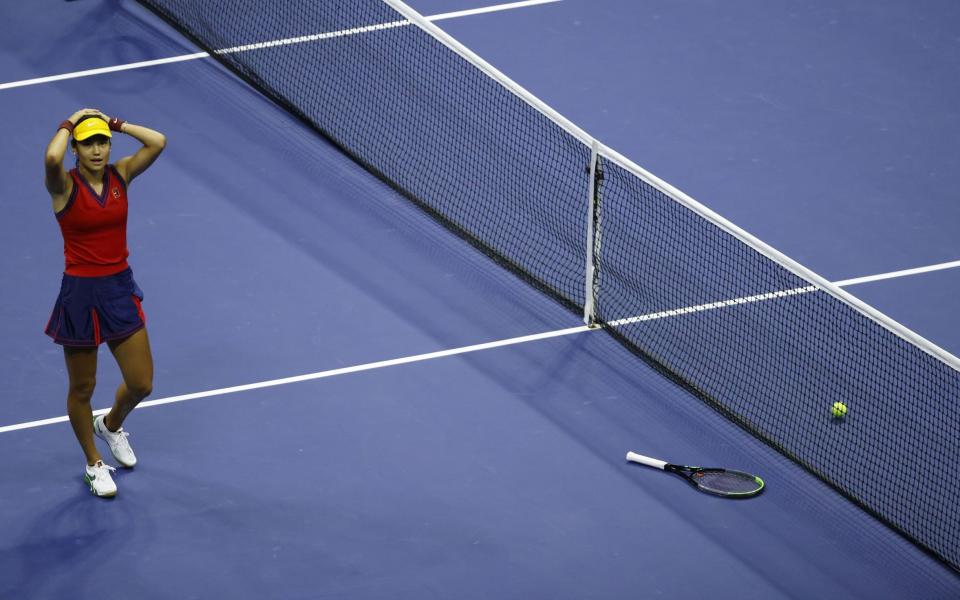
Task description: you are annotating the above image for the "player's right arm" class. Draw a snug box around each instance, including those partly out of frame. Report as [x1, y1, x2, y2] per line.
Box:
[44, 109, 95, 211]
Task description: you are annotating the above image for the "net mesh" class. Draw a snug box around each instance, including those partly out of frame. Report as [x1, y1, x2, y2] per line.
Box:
[147, 0, 589, 310]
[136, 0, 960, 571]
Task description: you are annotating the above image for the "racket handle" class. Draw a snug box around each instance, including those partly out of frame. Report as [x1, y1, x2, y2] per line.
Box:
[626, 451, 668, 470]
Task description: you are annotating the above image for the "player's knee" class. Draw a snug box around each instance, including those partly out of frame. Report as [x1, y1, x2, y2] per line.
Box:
[128, 380, 152, 400]
[69, 377, 96, 400]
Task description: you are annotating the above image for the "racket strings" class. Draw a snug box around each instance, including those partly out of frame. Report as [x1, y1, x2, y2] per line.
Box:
[692, 470, 763, 495]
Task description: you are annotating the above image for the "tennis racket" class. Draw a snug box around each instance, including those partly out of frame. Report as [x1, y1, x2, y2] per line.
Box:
[625, 451, 765, 498]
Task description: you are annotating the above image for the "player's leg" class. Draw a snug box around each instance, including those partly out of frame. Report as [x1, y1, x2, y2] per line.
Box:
[105, 327, 154, 430]
[93, 327, 153, 468]
[64, 345, 102, 465]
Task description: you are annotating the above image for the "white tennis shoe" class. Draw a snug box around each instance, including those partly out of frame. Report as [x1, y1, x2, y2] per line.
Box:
[84, 460, 117, 497]
[94, 414, 137, 468]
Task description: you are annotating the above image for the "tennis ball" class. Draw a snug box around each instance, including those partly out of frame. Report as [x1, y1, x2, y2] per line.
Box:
[831, 402, 848, 419]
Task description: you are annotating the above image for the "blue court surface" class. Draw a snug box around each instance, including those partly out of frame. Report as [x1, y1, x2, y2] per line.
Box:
[2, 1, 959, 598]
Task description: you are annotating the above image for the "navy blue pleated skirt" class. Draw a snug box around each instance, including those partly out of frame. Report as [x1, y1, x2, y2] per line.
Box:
[45, 268, 146, 347]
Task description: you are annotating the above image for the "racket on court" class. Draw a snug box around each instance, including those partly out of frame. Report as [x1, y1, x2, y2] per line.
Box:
[625, 451, 765, 498]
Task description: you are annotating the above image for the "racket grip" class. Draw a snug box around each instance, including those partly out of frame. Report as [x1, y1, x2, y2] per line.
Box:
[626, 451, 668, 470]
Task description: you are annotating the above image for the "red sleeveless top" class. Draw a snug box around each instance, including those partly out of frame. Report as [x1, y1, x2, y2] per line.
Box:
[56, 165, 130, 277]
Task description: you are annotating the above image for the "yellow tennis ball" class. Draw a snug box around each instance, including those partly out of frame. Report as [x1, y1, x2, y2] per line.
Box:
[831, 402, 848, 419]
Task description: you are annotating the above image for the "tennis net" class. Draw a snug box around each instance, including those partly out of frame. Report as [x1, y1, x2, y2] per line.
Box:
[136, 0, 960, 572]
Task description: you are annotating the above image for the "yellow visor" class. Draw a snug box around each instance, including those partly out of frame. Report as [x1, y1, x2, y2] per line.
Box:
[74, 118, 112, 141]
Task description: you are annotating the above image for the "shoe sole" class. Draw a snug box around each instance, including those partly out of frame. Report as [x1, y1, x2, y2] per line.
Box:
[110, 455, 137, 469]
[84, 476, 117, 498]
[111, 450, 136, 468]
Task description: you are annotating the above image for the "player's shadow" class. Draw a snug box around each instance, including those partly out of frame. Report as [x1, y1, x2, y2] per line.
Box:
[0, 481, 137, 599]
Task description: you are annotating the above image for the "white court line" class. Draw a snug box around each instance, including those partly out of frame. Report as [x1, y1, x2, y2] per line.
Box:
[833, 259, 960, 287]
[607, 286, 819, 327]
[0, 0, 562, 91]
[0, 53, 210, 90]
[429, 0, 561, 21]
[2, 259, 957, 435]
[603, 257, 960, 327]
[0, 325, 589, 434]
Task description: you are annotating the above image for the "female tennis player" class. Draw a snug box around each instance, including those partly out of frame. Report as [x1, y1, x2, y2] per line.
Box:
[43, 108, 166, 497]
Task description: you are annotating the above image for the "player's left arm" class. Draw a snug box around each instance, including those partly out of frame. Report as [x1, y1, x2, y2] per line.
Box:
[109, 115, 167, 184]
